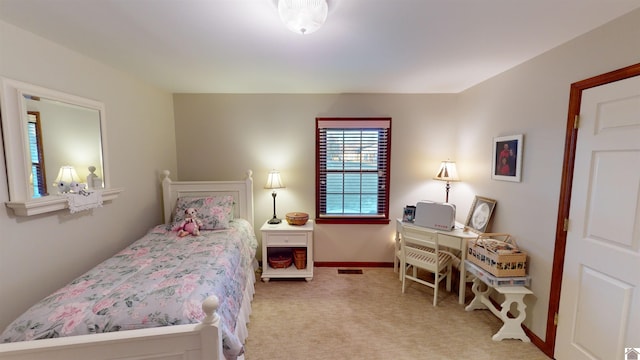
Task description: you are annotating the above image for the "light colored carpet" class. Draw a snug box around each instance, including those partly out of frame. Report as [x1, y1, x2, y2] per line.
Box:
[243, 267, 550, 360]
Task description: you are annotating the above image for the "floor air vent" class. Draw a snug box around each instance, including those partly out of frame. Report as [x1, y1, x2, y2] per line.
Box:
[338, 269, 363, 274]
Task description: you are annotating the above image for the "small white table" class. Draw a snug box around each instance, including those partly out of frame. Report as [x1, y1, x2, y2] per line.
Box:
[261, 220, 314, 282]
[464, 260, 533, 342]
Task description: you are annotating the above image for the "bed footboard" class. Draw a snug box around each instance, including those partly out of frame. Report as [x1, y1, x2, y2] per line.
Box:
[0, 296, 224, 360]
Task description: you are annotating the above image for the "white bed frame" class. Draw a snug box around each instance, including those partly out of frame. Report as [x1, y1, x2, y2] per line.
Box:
[0, 170, 255, 360]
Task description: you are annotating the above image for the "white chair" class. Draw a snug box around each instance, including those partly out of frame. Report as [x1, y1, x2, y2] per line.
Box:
[395, 230, 435, 281]
[395, 220, 437, 281]
[400, 227, 454, 306]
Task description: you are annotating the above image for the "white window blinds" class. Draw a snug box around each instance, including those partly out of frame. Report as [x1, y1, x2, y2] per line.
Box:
[316, 118, 391, 223]
[28, 112, 47, 197]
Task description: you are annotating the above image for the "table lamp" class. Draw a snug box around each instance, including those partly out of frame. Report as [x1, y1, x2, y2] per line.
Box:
[264, 170, 285, 224]
[434, 160, 460, 203]
[54, 165, 79, 193]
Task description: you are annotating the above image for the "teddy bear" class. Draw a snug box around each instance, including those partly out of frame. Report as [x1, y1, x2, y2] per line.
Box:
[57, 181, 88, 194]
[69, 181, 87, 194]
[172, 207, 203, 237]
[56, 181, 70, 194]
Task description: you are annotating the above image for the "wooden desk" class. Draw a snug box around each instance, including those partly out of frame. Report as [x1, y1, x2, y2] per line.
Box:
[395, 219, 477, 304]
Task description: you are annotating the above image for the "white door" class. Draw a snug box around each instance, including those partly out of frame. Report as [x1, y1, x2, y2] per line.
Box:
[555, 75, 640, 359]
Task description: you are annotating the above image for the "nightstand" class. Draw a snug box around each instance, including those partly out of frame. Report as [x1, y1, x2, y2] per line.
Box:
[261, 220, 314, 282]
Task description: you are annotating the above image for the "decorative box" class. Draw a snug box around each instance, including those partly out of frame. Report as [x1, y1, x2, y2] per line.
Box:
[465, 260, 530, 286]
[467, 233, 527, 277]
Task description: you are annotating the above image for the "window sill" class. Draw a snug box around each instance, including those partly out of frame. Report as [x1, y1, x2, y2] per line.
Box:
[315, 218, 390, 225]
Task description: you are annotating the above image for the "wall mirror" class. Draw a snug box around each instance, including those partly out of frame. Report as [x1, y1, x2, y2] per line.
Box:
[0, 77, 122, 216]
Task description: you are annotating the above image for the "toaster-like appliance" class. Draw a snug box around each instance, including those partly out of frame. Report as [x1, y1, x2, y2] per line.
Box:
[413, 201, 456, 231]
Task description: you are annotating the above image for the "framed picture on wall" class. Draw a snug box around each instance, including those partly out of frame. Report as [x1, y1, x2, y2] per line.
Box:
[464, 196, 497, 233]
[492, 134, 523, 182]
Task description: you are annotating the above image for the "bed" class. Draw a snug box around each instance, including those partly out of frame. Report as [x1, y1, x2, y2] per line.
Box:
[0, 170, 257, 360]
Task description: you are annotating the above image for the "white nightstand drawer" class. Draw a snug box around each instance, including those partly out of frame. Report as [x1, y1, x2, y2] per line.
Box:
[265, 233, 308, 246]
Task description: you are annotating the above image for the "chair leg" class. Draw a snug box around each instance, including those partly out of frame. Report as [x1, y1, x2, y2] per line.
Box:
[446, 264, 452, 292]
[398, 259, 405, 281]
[402, 265, 408, 293]
[433, 273, 439, 306]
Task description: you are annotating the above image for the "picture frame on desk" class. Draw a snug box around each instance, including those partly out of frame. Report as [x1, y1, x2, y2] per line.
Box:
[402, 205, 416, 222]
[465, 196, 497, 233]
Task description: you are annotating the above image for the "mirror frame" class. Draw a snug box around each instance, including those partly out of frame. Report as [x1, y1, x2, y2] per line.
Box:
[0, 77, 123, 216]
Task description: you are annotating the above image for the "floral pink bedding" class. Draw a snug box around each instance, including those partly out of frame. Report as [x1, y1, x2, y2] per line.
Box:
[1, 219, 257, 359]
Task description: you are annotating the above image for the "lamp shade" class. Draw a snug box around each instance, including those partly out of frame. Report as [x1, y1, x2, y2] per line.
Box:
[54, 165, 79, 193]
[264, 170, 285, 189]
[434, 161, 460, 182]
[55, 165, 79, 185]
[278, 0, 328, 35]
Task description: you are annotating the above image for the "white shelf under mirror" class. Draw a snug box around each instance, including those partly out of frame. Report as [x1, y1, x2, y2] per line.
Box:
[6, 188, 124, 216]
[0, 77, 123, 216]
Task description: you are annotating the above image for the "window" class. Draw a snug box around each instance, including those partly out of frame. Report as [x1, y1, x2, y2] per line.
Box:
[316, 117, 391, 224]
[27, 112, 48, 197]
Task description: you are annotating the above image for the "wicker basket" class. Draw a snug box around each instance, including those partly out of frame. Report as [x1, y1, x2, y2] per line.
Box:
[293, 248, 306, 269]
[268, 254, 292, 269]
[286, 212, 309, 226]
[467, 233, 527, 277]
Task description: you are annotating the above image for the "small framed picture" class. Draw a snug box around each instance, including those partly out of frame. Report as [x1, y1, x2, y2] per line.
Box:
[464, 196, 497, 233]
[403, 205, 416, 222]
[492, 134, 523, 182]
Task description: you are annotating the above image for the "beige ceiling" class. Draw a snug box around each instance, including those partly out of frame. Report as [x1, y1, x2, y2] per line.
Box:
[1, 0, 639, 94]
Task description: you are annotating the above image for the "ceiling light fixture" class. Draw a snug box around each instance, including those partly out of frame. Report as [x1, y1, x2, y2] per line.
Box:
[278, 0, 328, 35]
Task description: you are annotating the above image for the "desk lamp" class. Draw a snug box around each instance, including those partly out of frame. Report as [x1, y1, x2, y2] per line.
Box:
[434, 160, 460, 203]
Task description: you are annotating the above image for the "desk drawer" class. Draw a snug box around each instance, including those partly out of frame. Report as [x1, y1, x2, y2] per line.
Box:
[403, 227, 436, 242]
[265, 233, 308, 246]
[438, 234, 463, 247]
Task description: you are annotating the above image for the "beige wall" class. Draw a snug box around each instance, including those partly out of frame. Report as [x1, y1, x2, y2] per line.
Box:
[0, 22, 178, 329]
[173, 9, 640, 343]
[172, 93, 465, 261]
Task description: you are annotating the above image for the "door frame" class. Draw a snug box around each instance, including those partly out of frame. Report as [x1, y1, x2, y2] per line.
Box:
[545, 62, 640, 358]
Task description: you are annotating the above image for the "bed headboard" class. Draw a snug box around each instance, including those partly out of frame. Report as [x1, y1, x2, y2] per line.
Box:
[161, 170, 254, 226]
